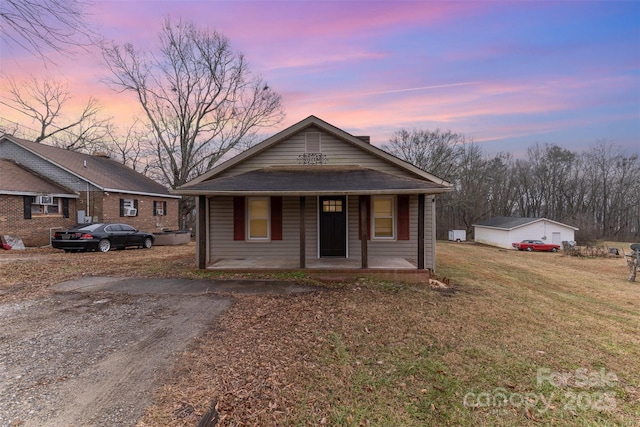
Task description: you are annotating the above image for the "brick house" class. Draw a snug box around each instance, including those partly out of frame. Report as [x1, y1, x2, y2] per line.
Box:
[0, 135, 180, 247]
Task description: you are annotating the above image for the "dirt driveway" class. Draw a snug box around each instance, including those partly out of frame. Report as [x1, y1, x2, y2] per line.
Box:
[0, 275, 315, 426]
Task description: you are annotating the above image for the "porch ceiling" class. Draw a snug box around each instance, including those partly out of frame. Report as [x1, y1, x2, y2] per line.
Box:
[174, 165, 450, 196]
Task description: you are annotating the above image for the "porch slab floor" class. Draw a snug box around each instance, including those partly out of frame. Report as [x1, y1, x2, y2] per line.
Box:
[207, 256, 417, 270]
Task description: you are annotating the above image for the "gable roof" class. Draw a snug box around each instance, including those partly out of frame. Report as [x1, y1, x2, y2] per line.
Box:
[175, 165, 448, 196]
[180, 115, 453, 189]
[1, 135, 179, 198]
[0, 159, 77, 197]
[473, 216, 578, 231]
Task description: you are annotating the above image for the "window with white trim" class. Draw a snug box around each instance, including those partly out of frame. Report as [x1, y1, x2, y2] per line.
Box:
[247, 197, 270, 240]
[372, 196, 395, 239]
[31, 197, 61, 215]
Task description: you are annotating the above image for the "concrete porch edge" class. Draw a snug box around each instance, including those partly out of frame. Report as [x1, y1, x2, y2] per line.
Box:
[205, 256, 432, 276]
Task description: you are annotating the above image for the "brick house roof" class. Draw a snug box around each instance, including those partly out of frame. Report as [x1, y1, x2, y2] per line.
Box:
[0, 159, 77, 197]
[1, 135, 178, 198]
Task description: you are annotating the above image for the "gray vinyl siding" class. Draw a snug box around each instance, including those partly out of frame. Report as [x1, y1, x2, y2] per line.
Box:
[0, 140, 98, 192]
[217, 126, 417, 179]
[209, 196, 318, 260]
[346, 195, 434, 268]
[208, 195, 435, 269]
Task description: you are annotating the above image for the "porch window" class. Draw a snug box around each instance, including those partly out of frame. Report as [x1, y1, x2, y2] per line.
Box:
[372, 196, 395, 239]
[247, 197, 270, 240]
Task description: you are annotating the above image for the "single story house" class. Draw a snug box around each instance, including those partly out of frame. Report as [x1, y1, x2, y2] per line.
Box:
[173, 115, 453, 270]
[473, 216, 578, 249]
[0, 135, 180, 247]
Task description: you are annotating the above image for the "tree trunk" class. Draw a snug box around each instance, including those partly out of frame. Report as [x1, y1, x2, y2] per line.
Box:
[627, 253, 639, 282]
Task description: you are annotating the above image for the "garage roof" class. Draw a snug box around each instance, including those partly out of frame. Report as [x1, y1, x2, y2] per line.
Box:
[473, 216, 578, 230]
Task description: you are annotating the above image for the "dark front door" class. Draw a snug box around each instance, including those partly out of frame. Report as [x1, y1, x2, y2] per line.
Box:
[319, 196, 347, 257]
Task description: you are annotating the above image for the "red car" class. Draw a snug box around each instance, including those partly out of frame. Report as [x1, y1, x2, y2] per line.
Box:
[512, 240, 560, 252]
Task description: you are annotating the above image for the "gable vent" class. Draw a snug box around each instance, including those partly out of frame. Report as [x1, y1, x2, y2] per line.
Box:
[305, 132, 321, 153]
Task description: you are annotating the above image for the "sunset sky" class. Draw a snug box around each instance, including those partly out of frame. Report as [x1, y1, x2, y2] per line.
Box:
[1, 0, 638, 156]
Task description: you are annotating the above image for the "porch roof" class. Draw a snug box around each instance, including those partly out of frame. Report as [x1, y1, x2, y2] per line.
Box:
[173, 166, 451, 196]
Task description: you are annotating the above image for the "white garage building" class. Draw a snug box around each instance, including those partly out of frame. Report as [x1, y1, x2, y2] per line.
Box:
[473, 217, 578, 249]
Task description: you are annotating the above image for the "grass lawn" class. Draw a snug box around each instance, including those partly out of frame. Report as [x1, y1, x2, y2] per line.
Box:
[2, 242, 638, 426]
[139, 242, 639, 426]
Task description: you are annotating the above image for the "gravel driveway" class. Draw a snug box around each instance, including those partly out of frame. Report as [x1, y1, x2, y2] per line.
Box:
[0, 276, 315, 426]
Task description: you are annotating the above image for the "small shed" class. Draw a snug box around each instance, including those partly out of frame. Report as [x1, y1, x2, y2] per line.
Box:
[448, 230, 466, 242]
[473, 217, 578, 249]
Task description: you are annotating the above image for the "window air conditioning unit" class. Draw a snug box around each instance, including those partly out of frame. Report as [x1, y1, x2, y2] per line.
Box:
[155, 208, 164, 216]
[124, 207, 137, 216]
[36, 195, 55, 205]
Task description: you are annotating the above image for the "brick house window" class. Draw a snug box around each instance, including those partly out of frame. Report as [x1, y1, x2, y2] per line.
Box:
[119, 198, 139, 217]
[32, 197, 60, 215]
[153, 201, 167, 216]
[24, 196, 69, 219]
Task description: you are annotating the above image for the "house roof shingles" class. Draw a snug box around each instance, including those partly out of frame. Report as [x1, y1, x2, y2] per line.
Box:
[184, 115, 453, 189]
[176, 166, 449, 196]
[2, 136, 175, 197]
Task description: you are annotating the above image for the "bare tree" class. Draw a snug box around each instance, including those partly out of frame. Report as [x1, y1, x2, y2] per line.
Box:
[0, 0, 96, 60]
[383, 128, 640, 241]
[104, 119, 154, 174]
[102, 17, 285, 227]
[3, 76, 111, 151]
[383, 128, 464, 180]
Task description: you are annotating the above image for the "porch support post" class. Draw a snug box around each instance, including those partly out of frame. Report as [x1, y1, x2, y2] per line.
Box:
[418, 194, 425, 270]
[359, 195, 368, 269]
[197, 195, 207, 269]
[299, 196, 306, 268]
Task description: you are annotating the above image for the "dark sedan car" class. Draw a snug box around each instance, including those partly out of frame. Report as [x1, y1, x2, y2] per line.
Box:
[52, 223, 154, 252]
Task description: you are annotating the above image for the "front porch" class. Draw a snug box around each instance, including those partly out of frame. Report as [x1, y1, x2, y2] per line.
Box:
[207, 256, 418, 271]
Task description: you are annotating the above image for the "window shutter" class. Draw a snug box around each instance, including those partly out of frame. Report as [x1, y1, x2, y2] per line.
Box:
[271, 196, 283, 240]
[233, 196, 245, 240]
[119, 199, 125, 217]
[358, 195, 371, 240]
[397, 195, 410, 240]
[133, 199, 139, 216]
[163, 201, 167, 216]
[23, 196, 32, 219]
[62, 198, 69, 219]
[153, 201, 158, 216]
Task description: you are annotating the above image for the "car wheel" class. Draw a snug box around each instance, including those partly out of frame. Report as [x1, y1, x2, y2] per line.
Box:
[98, 239, 111, 253]
[526, 247, 533, 252]
[551, 247, 557, 252]
[143, 237, 153, 249]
